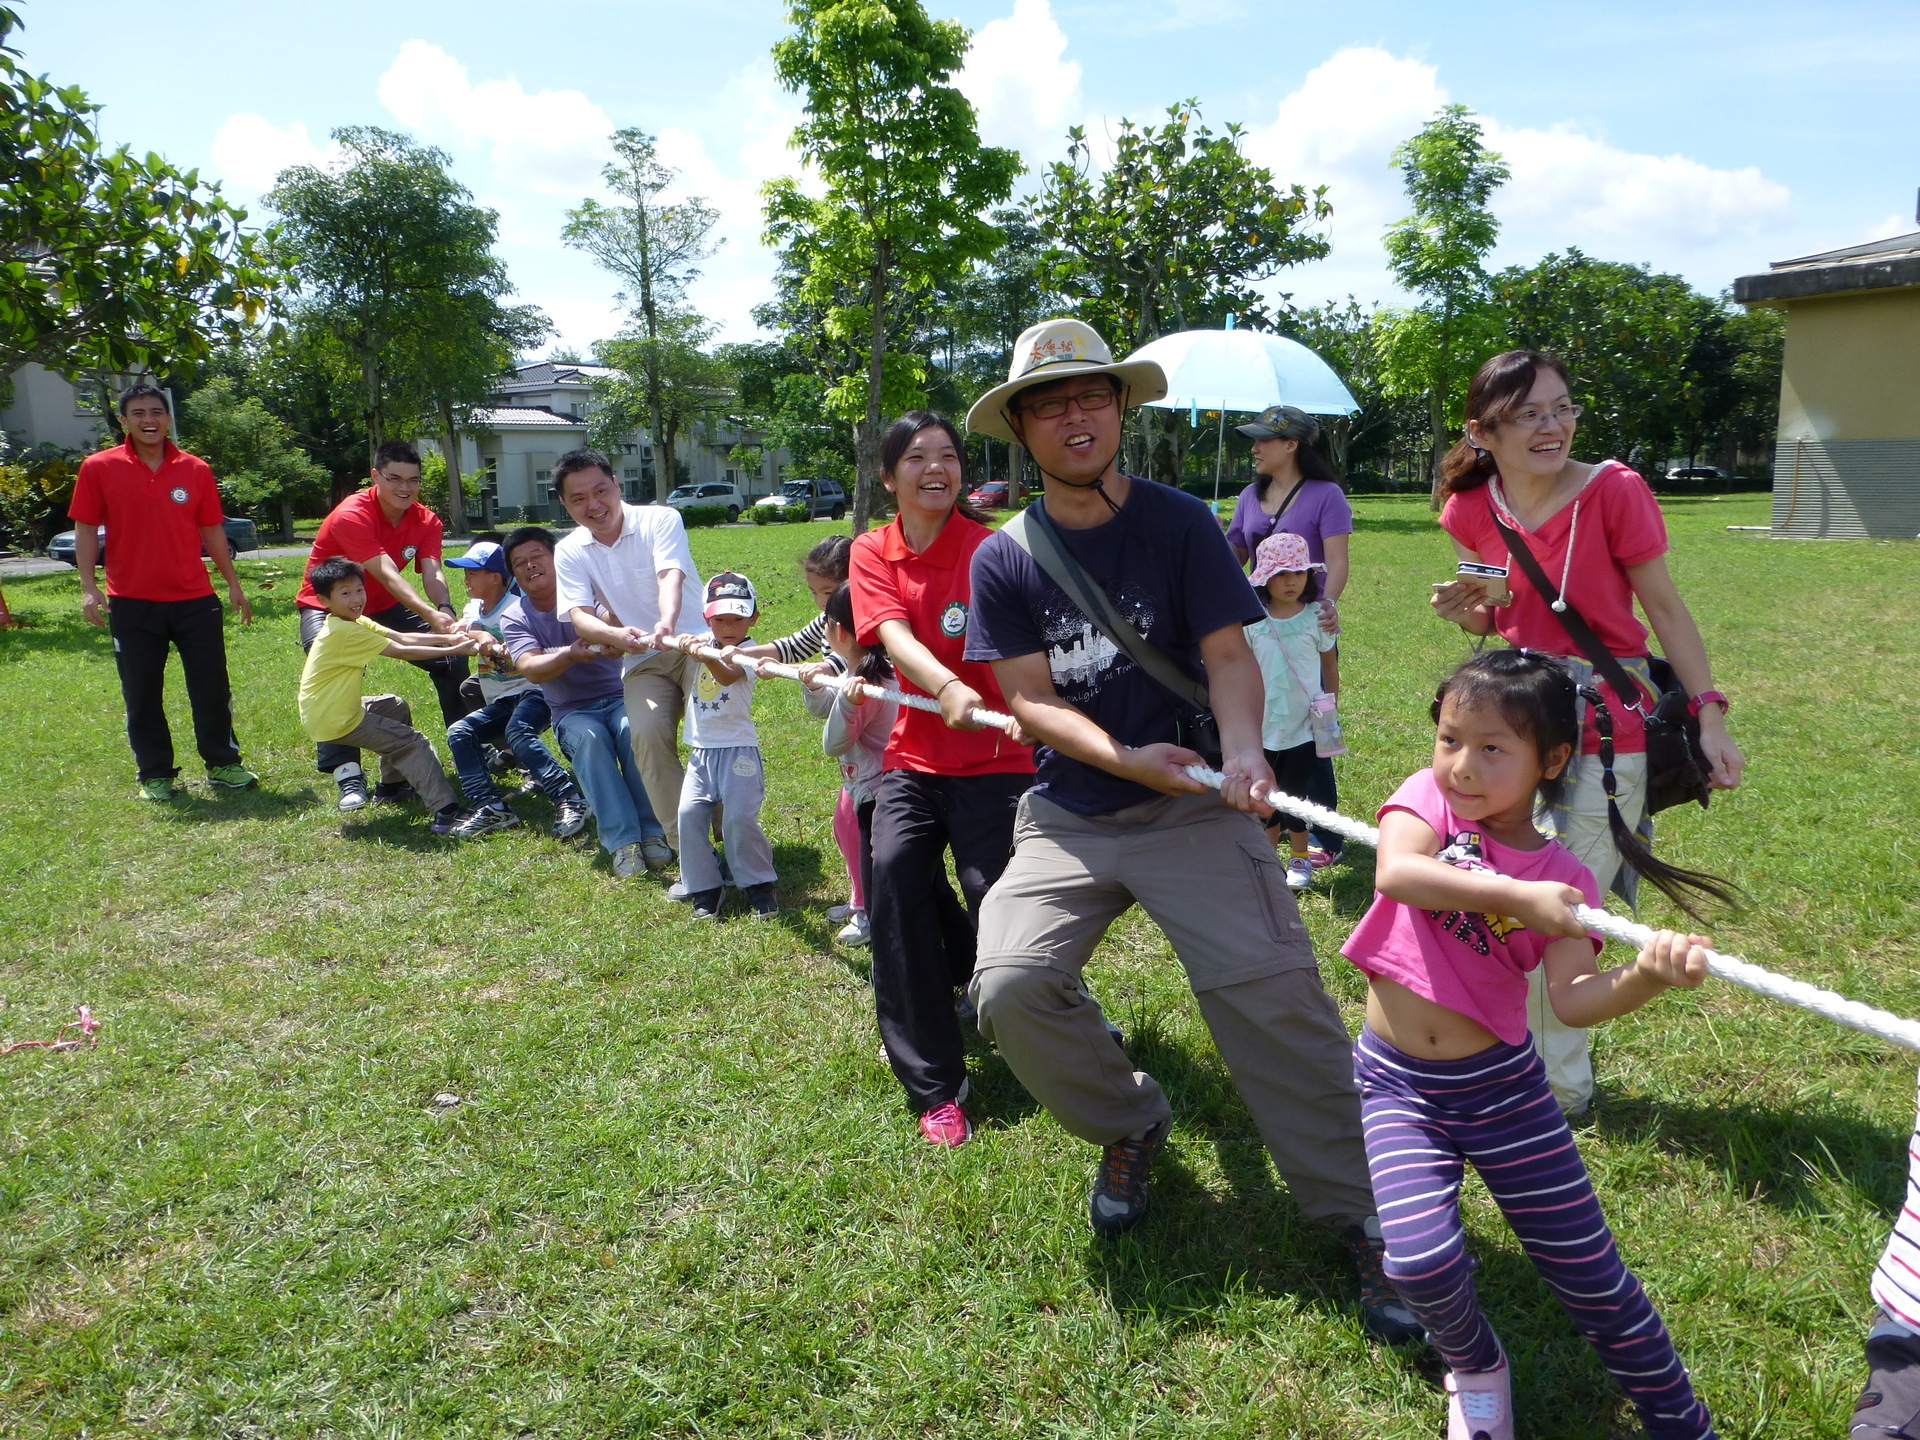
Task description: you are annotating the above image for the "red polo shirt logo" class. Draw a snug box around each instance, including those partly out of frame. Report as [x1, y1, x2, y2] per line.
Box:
[169, 486, 189, 504]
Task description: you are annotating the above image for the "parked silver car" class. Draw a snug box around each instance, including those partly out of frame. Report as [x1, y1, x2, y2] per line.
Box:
[663, 483, 744, 522]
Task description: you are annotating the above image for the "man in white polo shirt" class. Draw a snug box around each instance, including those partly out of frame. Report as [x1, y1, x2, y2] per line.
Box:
[551, 448, 701, 852]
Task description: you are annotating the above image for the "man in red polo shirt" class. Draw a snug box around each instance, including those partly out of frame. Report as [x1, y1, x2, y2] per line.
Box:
[71, 381, 257, 800]
[294, 439, 475, 807]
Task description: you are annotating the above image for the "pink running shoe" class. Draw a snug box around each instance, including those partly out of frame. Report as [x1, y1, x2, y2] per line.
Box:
[1443, 1357, 1513, 1440]
[919, 1099, 971, 1148]
[1307, 845, 1342, 871]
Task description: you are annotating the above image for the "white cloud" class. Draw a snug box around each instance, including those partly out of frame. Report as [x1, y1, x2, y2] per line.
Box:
[208, 114, 339, 197]
[1244, 46, 1796, 311]
[958, 0, 1083, 162]
[376, 40, 616, 198]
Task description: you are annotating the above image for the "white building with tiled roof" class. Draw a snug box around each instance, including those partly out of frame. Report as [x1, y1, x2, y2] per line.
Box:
[432, 360, 790, 525]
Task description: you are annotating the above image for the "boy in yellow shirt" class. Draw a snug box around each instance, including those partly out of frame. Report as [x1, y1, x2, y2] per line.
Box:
[299, 557, 483, 832]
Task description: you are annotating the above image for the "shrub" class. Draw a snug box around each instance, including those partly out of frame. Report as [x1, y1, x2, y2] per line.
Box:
[749, 503, 775, 526]
[679, 504, 731, 529]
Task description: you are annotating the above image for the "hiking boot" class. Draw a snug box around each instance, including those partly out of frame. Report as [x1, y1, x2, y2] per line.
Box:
[372, 780, 418, 806]
[137, 776, 176, 802]
[207, 763, 258, 790]
[429, 804, 473, 835]
[611, 842, 646, 878]
[689, 888, 724, 921]
[451, 803, 520, 839]
[1443, 1355, 1513, 1440]
[746, 882, 779, 918]
[334, 763, 368, 811]
[640, 835, 675, 873]
[551, 798, 590, 839]
[1855, 1311, 1920, 1438]
[1342, 1219, 1427, 1344]
[836, 911, 871, 947]
[919, 1099, 971, 1148]
[1089, 1120, 1168, 1237]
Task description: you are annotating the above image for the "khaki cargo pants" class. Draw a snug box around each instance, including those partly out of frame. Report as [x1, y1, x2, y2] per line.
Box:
[971, 789, 1377, 1229]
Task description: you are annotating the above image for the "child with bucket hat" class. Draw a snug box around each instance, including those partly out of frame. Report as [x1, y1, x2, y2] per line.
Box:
[1244, 531, 1340, 890]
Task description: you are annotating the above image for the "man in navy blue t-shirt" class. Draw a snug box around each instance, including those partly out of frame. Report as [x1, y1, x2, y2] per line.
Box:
[962, 318, 1416, 1345]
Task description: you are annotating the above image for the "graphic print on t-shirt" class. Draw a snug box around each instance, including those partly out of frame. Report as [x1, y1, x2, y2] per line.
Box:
[1431, 831, 1524, 954]
[1038, 583, 1155, 705]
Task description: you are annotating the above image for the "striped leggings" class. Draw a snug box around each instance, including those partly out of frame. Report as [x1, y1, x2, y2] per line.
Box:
[1353, 1028, 1714, 1440]
[1870, 1072, 1920, 1330]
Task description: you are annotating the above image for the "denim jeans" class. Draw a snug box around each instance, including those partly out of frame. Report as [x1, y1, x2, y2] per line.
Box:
[446, 689, 582, 809]
[553, 692, 664, 855]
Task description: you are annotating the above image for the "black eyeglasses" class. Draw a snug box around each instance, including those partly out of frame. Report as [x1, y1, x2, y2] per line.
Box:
[1017, 387, 1118, 420]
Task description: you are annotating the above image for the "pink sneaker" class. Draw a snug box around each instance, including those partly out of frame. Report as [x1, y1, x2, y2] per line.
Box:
[1443, 1357, 1513, 1440]
[918, 1099, 971, 1148]
[1307, 845, 1342, 871]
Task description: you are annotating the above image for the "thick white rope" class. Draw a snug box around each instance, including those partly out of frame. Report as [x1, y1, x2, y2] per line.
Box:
[1181, 763, 1920, 1054]
[663, 637, 1920, 1053]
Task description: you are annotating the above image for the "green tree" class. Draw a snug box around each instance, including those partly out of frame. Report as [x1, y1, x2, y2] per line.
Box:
[179, 376, 328, 540]
[405, 292, 550, 535]
[562, 129, 721, 484]
[721, 336, 855, 487]
[764, 0, 1021, 532]
[267, 127, 517, 466]
[1034, 101, 1331, 480]
[0, 6, 275, 382]
[1381, 104, 1510, 502]
[590, 314, 733, 495]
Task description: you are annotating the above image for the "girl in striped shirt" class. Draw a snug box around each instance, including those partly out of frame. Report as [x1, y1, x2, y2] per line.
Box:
[1345, 651, 1727, 1440]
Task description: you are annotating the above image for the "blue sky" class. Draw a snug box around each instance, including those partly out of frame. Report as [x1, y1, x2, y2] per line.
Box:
[18, 0, 1920, 354]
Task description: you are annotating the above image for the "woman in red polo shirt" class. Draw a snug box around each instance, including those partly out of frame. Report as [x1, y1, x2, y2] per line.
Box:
[849, 411, 1035, 1148]
[1431, 349, 1745, 1116]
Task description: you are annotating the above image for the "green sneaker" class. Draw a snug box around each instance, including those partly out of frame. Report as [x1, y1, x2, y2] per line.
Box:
[207, 763, 259, 790]
[137, 777, 176, 802]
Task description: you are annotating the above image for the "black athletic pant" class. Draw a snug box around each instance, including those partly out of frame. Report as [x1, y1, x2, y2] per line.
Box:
[298, 603, 474, 775]
[107, 594, 241, 781]
[1262, 740, 1336, 836]
[868, 768, 1028, 1113]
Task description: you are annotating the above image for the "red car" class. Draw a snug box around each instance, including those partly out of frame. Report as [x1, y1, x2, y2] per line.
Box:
[967, 481, 1010, 510]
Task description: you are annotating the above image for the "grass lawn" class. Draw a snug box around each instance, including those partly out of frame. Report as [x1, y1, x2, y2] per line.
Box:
[1, 495, 1916, 1438]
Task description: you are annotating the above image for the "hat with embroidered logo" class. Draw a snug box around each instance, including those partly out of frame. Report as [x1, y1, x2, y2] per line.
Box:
[1248, 531, 1324, 588]
[965, 317, 1168, 445]
[703, 570, 758, 620]
[1235, 404, 1320, 443]
[446, 540, 511, 579]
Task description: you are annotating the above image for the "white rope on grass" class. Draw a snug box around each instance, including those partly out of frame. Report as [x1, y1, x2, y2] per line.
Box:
[661, 639, 1920, 1054]
[1178, 763, 1920, 1054]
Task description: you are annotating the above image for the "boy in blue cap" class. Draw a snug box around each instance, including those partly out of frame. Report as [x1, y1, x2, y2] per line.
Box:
[443, 540, 591, 840]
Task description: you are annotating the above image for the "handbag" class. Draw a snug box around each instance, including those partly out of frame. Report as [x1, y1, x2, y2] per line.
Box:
[1489, 509, 1711, 815]
[1001, 502, 1222, 766]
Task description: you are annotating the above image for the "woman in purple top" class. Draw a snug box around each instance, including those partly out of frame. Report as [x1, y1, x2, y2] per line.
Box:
[1225, 406, 1352, 627]
[1225, 405, 1353, 865]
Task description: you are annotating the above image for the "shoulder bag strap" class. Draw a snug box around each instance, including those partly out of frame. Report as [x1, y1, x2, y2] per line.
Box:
[1489, 502, 1652, 710]
[1259, 477, 1310, 544]
[1002, 505, 1210, 709]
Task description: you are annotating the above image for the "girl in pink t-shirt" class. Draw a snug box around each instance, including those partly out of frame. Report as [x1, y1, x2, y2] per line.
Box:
[1429, 349, 1747, 1118]
[1345, 651, 1728, 1440]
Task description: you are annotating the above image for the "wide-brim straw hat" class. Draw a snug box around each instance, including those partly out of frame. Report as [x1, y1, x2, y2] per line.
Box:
[965, 318, 1167, 445]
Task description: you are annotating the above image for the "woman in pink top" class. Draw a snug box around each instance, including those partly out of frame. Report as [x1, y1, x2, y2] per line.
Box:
[1430, 349, 1745, 1115]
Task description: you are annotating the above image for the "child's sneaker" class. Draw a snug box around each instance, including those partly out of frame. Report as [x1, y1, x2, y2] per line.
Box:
[137, 776, 176, 802]
[745, 882, 778, 918]
[918, 1099, 971, 1148]
[429, 804, 473, 835]
[1285, 856, 1314, 891]
[207, 763, 258, 790]
[1442, 1356, 1513, 1440]
[334, 763, 368, 811]
[825, 903, 854, 922]
[372, 780, 418, 806]
[1307, 845, 1342, 870]
[551, 798, 590, 839]
[836, 910, 871, 946]
[689, 888, 724, 921]
[451, 803, 520, 839]
[1853, 1311, 1920, 1439]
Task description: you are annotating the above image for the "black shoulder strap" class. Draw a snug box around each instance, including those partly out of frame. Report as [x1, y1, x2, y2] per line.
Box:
[1489, 500, 1651, 710]
[1001, 504, 1210, 709]
[1258, 478, 1310, 543]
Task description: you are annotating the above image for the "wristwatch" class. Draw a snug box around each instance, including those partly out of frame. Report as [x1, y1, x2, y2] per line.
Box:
[1686, 690, 1729, 719]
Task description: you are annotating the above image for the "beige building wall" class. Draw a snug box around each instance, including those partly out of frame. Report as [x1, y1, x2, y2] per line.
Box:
[1776, 288, 1920, 441]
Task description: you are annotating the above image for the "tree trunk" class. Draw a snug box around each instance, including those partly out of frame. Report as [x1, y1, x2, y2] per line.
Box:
[363, 354, 384, 470]
[276, 492, 295, 544]
[438, 400, 469, 537]
[850, 246, 890, 536]
[1010, 441, 1026, 508]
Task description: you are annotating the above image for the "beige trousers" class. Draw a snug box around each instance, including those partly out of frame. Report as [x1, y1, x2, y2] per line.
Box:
[329, 694, 457, 813]
[621, 650, 691, 851]
[1530, 749, 1649, 1110]
[970, 790, 1377, 1229]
